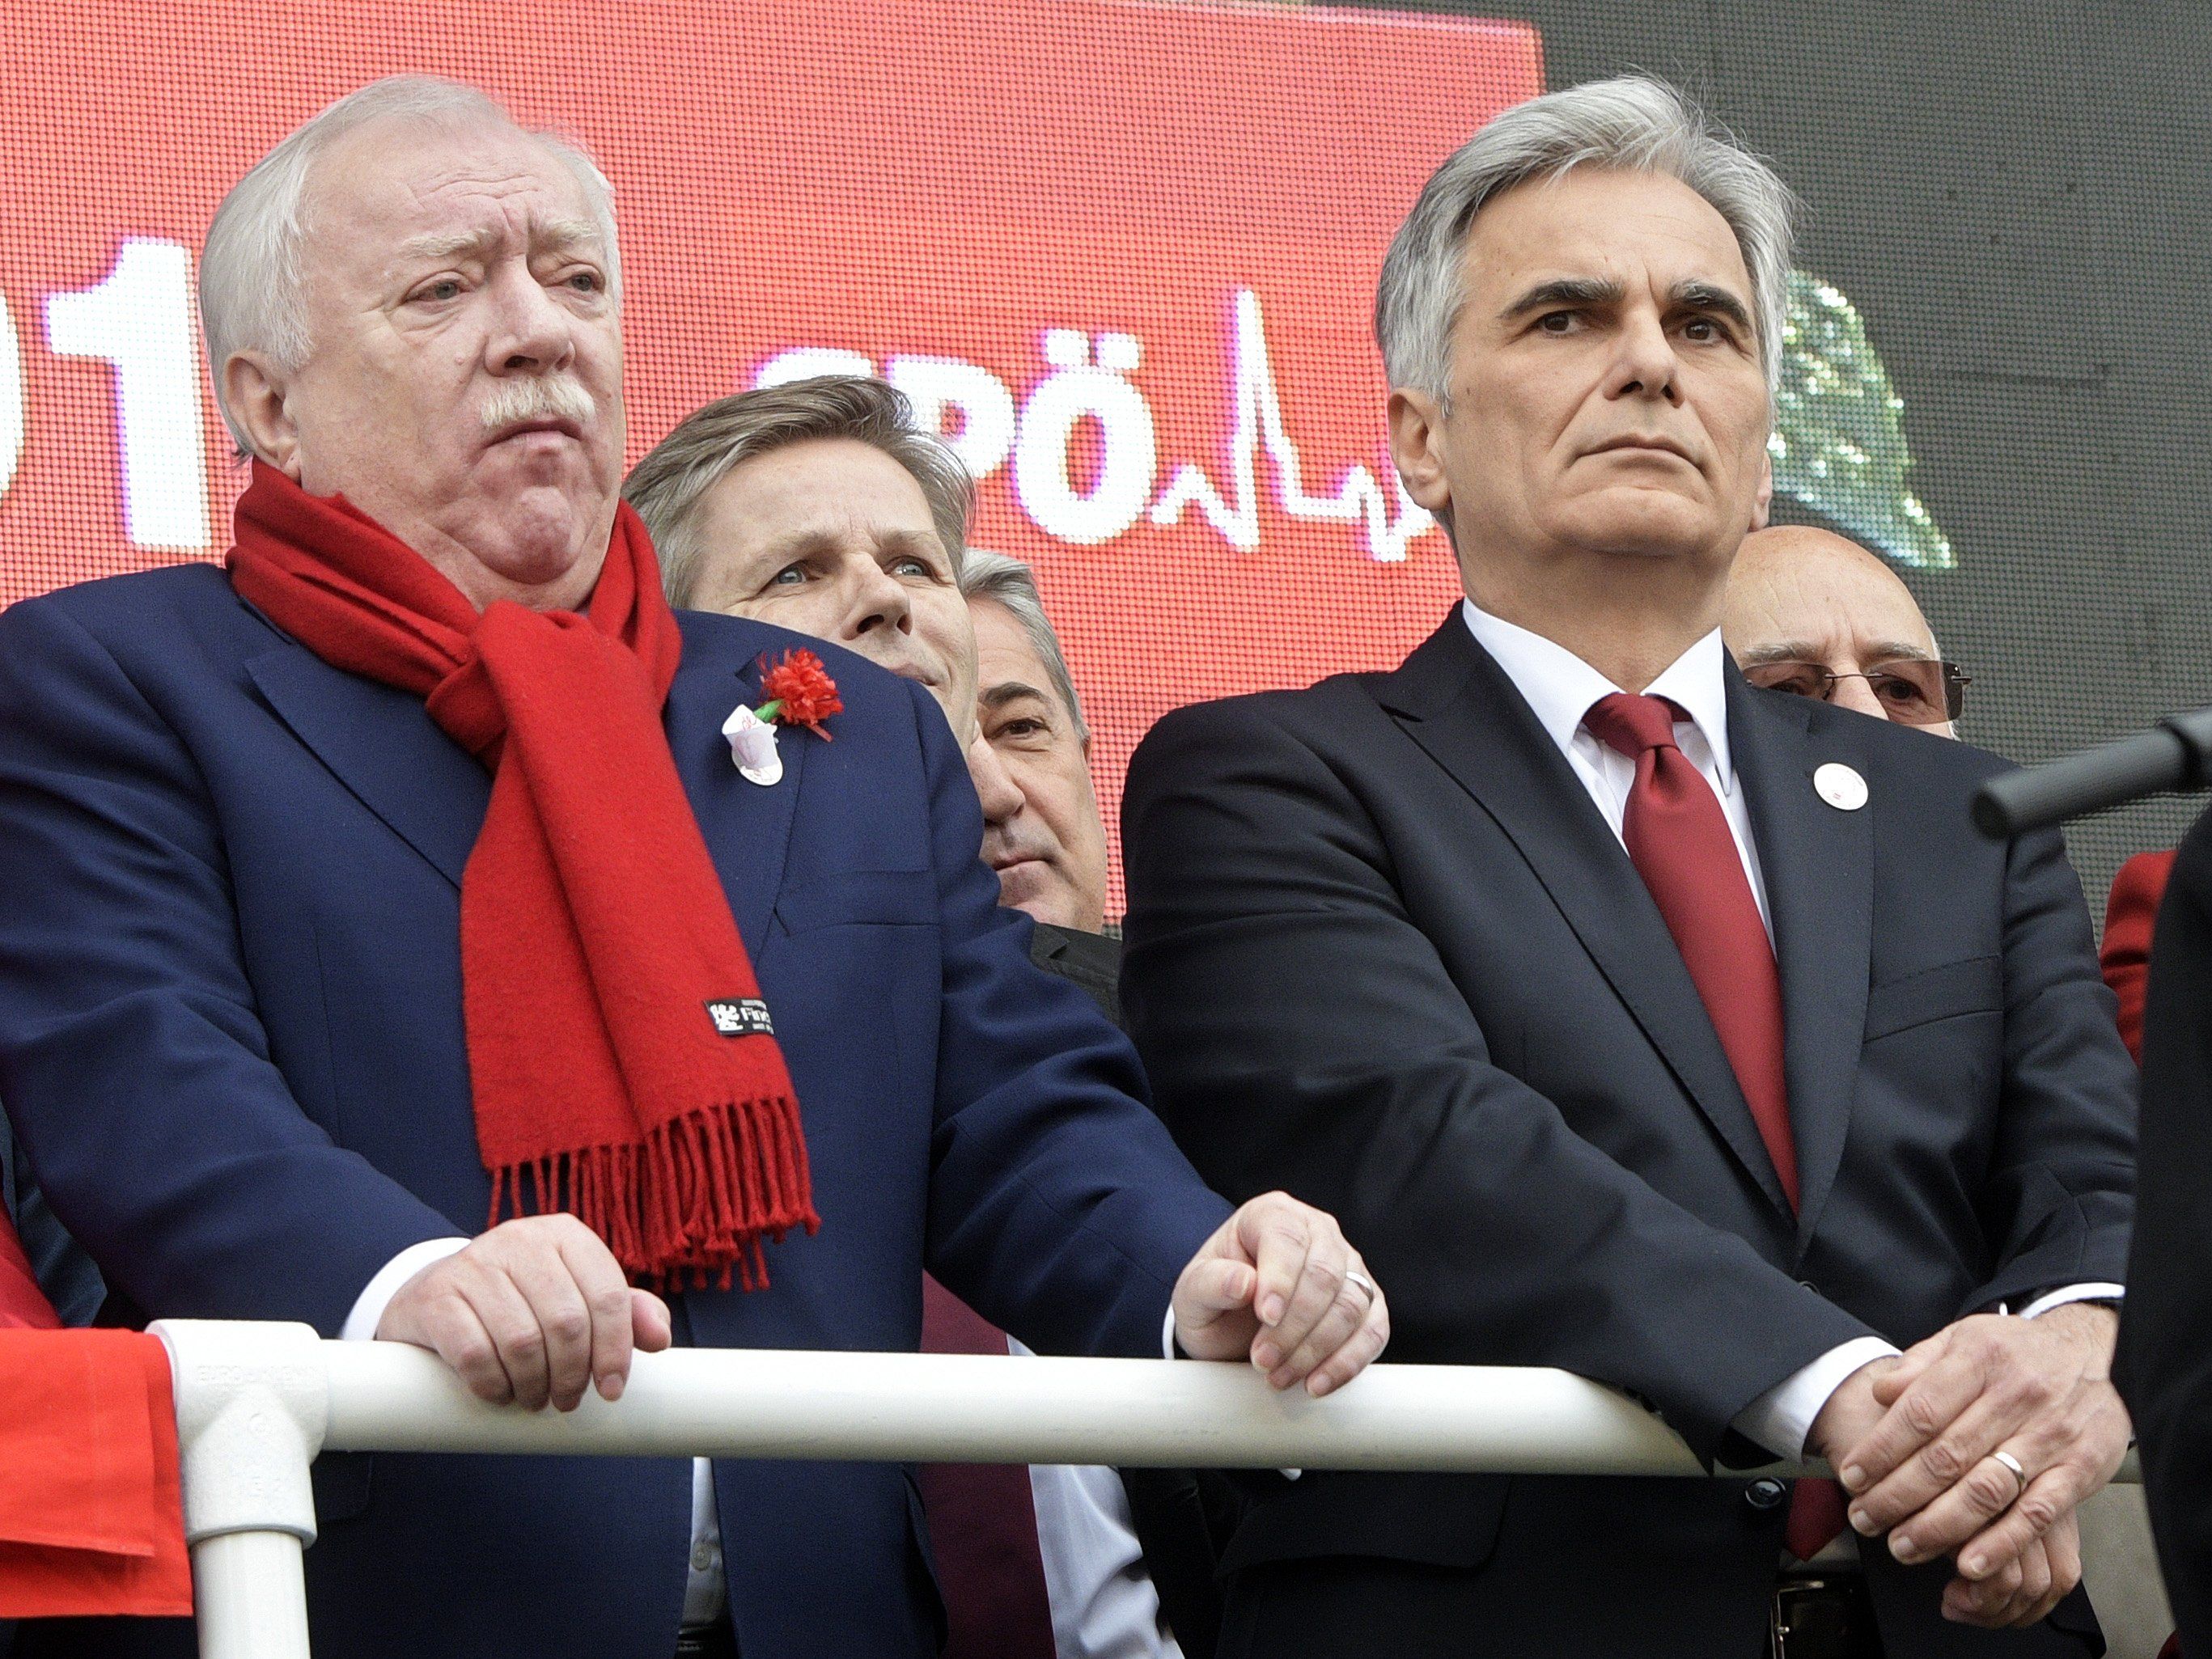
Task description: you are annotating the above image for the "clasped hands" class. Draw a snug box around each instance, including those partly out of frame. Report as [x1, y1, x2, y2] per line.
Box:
[1807, 1304, 2129, 1629]
[378, 1193, 1388, 1412]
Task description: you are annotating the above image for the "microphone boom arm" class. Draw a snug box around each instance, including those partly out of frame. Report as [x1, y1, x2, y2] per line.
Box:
[1973, 706, 2212, 837]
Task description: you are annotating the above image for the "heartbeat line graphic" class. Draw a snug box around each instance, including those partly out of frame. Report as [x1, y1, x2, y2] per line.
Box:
[1150, 288, 1435, 563]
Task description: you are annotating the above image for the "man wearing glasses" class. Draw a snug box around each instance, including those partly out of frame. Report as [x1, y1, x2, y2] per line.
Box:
[1722, 526, 1968, 735]
[1724, 523, 2178, 1640]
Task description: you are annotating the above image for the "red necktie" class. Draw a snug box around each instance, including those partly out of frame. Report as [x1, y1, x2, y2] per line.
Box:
[916, 1276, 1058, 1658]
[1582, 692, 1840, 1561]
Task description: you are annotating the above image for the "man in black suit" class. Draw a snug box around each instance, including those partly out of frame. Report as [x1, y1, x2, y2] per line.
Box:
[1121, 74, 2134, 1657]
[961, 552, 1119, 1011]
[2116, 813, 2212, 1654]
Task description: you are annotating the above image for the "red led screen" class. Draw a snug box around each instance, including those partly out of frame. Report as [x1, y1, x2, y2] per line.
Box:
[0, 0, 1545, 905]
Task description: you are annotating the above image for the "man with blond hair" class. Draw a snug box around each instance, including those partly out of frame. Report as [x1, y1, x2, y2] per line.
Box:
[0, 79, 1388, 1659]
[634, 391, 1226, 1659]
[625, 376, 981, 742]
[1122, 75, 2133, 1656]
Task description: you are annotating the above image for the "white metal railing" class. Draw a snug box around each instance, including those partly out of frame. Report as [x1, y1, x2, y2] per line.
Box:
[149, 1318, 2142, 1659]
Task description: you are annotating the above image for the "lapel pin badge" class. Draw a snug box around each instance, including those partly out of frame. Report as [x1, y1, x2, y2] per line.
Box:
[1813, 761, 1868, 812]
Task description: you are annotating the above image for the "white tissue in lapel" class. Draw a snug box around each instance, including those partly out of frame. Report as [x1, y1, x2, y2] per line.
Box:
[722, 704, 784, 785]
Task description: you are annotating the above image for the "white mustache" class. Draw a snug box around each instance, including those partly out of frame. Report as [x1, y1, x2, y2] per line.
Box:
[480, 376, 596, 434]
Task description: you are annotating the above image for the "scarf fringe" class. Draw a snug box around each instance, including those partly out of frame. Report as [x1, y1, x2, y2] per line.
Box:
[488, 1093, 820, 1291]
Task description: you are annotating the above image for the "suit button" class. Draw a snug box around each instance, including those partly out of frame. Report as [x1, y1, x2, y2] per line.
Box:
[1746, 1478, 1788, 1510]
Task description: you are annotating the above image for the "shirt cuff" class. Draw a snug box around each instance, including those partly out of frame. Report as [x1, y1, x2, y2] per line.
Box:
[2017, 1283, 2124, 1320]
[341, 1237, 470, 1342]
[1731, 1336, 1903, 1461]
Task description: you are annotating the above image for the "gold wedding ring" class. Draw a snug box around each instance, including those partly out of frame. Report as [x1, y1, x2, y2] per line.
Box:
[1990, 1450, 2028, 1501]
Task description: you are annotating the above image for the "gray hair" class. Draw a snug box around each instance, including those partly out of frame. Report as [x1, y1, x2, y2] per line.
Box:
[625, 376, 975, 609]
[200, 75, 621, 454]
[1375, 74, 1795, 402]
[958, 550, 1087, 743]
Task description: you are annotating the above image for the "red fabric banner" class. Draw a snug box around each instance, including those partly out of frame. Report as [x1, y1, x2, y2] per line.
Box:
[0, 1330, 193, 1619]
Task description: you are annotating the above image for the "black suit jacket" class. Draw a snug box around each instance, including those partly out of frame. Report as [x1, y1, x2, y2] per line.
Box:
[2115, 810, 2212, 1653]
[1121, 616, 2134, 1657]
[1032, 920, 1122, 1029]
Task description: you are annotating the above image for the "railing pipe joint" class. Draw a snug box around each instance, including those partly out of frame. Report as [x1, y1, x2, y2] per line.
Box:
[152, 1319, 328, 1548]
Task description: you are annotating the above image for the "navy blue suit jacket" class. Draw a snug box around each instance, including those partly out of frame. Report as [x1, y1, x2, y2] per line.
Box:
[0, 564, 1229, 1659]
[1121, 616, 2134, 1657]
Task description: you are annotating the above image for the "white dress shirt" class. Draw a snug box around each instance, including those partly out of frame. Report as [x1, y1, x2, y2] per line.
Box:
[345, 1251, 1186, 1651]
[1011, 1335, 1186, 1659]
[1457, 601, 2119, 1461]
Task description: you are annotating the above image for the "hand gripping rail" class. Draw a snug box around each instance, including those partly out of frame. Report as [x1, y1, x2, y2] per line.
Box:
[151, 1319, 2141, 1659]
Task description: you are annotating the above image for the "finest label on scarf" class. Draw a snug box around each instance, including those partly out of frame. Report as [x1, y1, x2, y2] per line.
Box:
[706, 998, 776, 1039]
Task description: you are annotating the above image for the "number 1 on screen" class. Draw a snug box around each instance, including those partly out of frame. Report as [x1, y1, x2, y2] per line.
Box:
[45, 239, 210, 549]
[0, 295, 23, 504]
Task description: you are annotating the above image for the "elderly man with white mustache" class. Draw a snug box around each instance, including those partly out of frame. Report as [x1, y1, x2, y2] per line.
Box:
[0, 78, 1388, 1659]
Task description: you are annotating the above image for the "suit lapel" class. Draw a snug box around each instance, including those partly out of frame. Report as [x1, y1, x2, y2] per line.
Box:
[245, 608, 808, 961]
[244, 636, 489, 890]
[1376, 619, 1795, 1217]
[666, 644, 807, 957]
[1728, 674, 1873, 1246]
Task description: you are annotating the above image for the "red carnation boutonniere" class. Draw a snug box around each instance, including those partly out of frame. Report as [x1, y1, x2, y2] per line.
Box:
[754, 648, 844, 739]
[723, 649, 843, 785]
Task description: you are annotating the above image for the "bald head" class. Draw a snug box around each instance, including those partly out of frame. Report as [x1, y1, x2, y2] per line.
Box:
[1724, 527, 1956, 734]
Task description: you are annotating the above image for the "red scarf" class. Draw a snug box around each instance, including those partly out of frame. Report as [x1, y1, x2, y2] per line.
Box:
[229, 462, 816, 1289]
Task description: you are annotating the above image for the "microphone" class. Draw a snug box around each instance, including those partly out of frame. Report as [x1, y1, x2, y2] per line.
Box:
[1973, 706, 2212, 838]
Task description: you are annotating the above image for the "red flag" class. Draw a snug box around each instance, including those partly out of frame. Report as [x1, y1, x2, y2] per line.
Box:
[0, 1330, 193, 1617]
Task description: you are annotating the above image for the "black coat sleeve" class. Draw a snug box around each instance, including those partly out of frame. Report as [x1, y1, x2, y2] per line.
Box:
[1964, 813, 2138, 1316]
[1120, 696, 1871, 1462]
[2117, 812, 2212, 1649]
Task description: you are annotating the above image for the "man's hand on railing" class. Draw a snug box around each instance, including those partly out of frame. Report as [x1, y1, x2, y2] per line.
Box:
[376, 1216, 674, 1411]
[1169, 1192, 1389, 1398]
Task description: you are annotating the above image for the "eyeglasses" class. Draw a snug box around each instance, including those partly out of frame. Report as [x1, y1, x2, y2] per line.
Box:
[1743, 658, 1970, 726]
